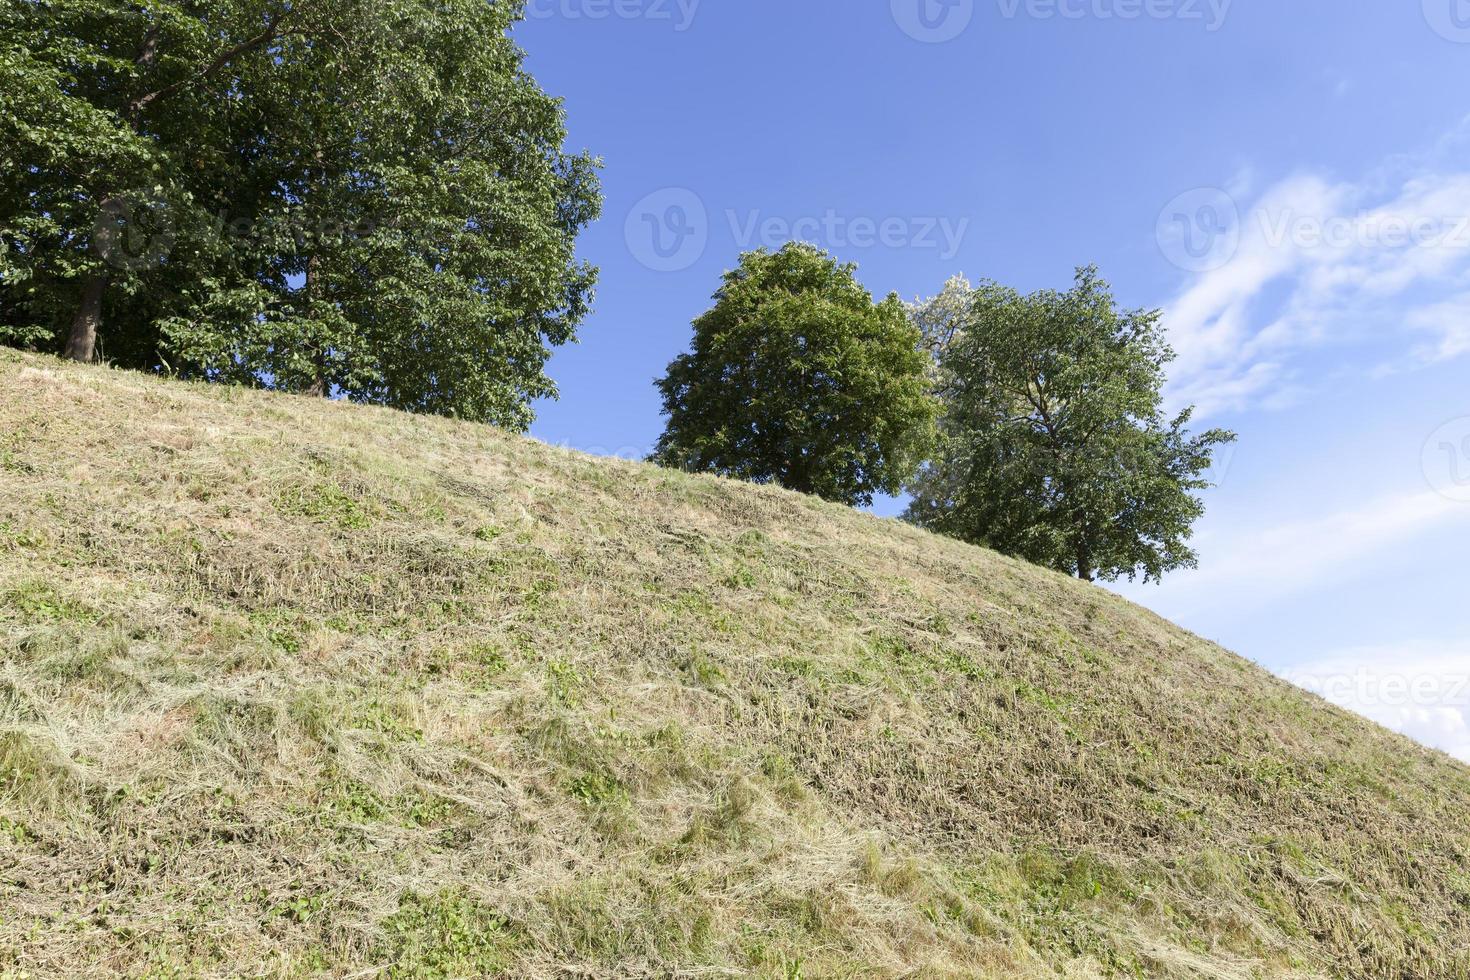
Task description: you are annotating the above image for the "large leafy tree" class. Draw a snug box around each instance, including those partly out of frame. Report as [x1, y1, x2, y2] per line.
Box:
[0, 0, 260, 362]
[0, 0, 600, 429]
[906, 267, 1235, 583]
[653, 243, 937, 506]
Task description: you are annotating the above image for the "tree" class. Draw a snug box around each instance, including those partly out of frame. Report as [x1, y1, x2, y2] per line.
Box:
[1, 0, 303, 364]
[0, 0, 600, 430]
[653, 243, 937, 506]
[905, 267, 1235, 583]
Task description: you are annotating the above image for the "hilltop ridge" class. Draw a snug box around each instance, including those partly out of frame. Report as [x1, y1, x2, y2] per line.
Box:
[2, 350, 1468, 978]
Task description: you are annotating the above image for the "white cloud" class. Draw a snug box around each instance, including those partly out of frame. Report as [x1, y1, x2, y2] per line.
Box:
[1160, 129, 1470, 417]
[1189, 491, 1461, 593]
[1395, 292, 1470, 371]
[1114, 490, 1470, 615]
[1282, 646, 1470, 763]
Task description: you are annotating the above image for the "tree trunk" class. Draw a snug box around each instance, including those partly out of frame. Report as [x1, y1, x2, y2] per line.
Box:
[63, 274, 108, 362]
[302, 253, 329, 397]
[1076, 543, 1095, 583]
[304, 363, 328, 398]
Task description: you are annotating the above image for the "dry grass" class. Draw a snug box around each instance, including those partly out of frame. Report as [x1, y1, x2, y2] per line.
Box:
[1, 349, 1468, 978]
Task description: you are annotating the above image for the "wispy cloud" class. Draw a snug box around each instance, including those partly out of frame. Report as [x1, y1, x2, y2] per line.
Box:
[1391, 292, 1470, 372]
[1159, 122, 1470, 417]
[1115, 490, 1470, 616]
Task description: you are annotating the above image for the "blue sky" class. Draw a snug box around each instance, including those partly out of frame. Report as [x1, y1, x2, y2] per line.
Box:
[516, 0, 1470, 760]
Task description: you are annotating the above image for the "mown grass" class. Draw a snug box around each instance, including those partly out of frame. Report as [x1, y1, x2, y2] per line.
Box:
[1, 350, 1469, 977]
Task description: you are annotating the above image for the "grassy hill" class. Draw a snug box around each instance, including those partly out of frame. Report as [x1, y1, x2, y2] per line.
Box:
[2, 350, 1468, 979]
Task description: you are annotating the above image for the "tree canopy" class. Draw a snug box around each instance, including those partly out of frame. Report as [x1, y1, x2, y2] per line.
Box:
[905, 267, 1235, 583]
[653, 243, 937, 507]
[0, 0, 600, 429]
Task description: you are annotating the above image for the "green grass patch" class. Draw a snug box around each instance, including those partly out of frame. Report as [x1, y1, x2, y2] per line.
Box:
[3, 581, 91, 623]
[274, 481, 378, 529]
[376, 891, 522, 978]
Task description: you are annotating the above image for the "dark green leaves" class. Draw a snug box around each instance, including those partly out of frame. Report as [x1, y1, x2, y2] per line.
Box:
[906, 267, 1236, 583]
[653, 243, 938, 507]
[1, 0, 601, 430]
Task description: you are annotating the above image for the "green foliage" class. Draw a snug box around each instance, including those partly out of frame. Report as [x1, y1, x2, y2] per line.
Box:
[1, 0, 203, 358]
[0, 0, 600, 429]
[274, 482, 376, 530]
[4, 581, 90, 623]
[377, 891, 520, 978]
[567, 771, 629, 809]
[906, 267, 1236, 583]
[653, 243, 938, 506]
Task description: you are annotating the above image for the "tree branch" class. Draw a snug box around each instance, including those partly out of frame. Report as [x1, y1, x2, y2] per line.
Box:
[128, 9, 293, 118]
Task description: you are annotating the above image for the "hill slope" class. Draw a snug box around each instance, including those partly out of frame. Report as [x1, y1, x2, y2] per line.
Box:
[1, 351, 1468, 979]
